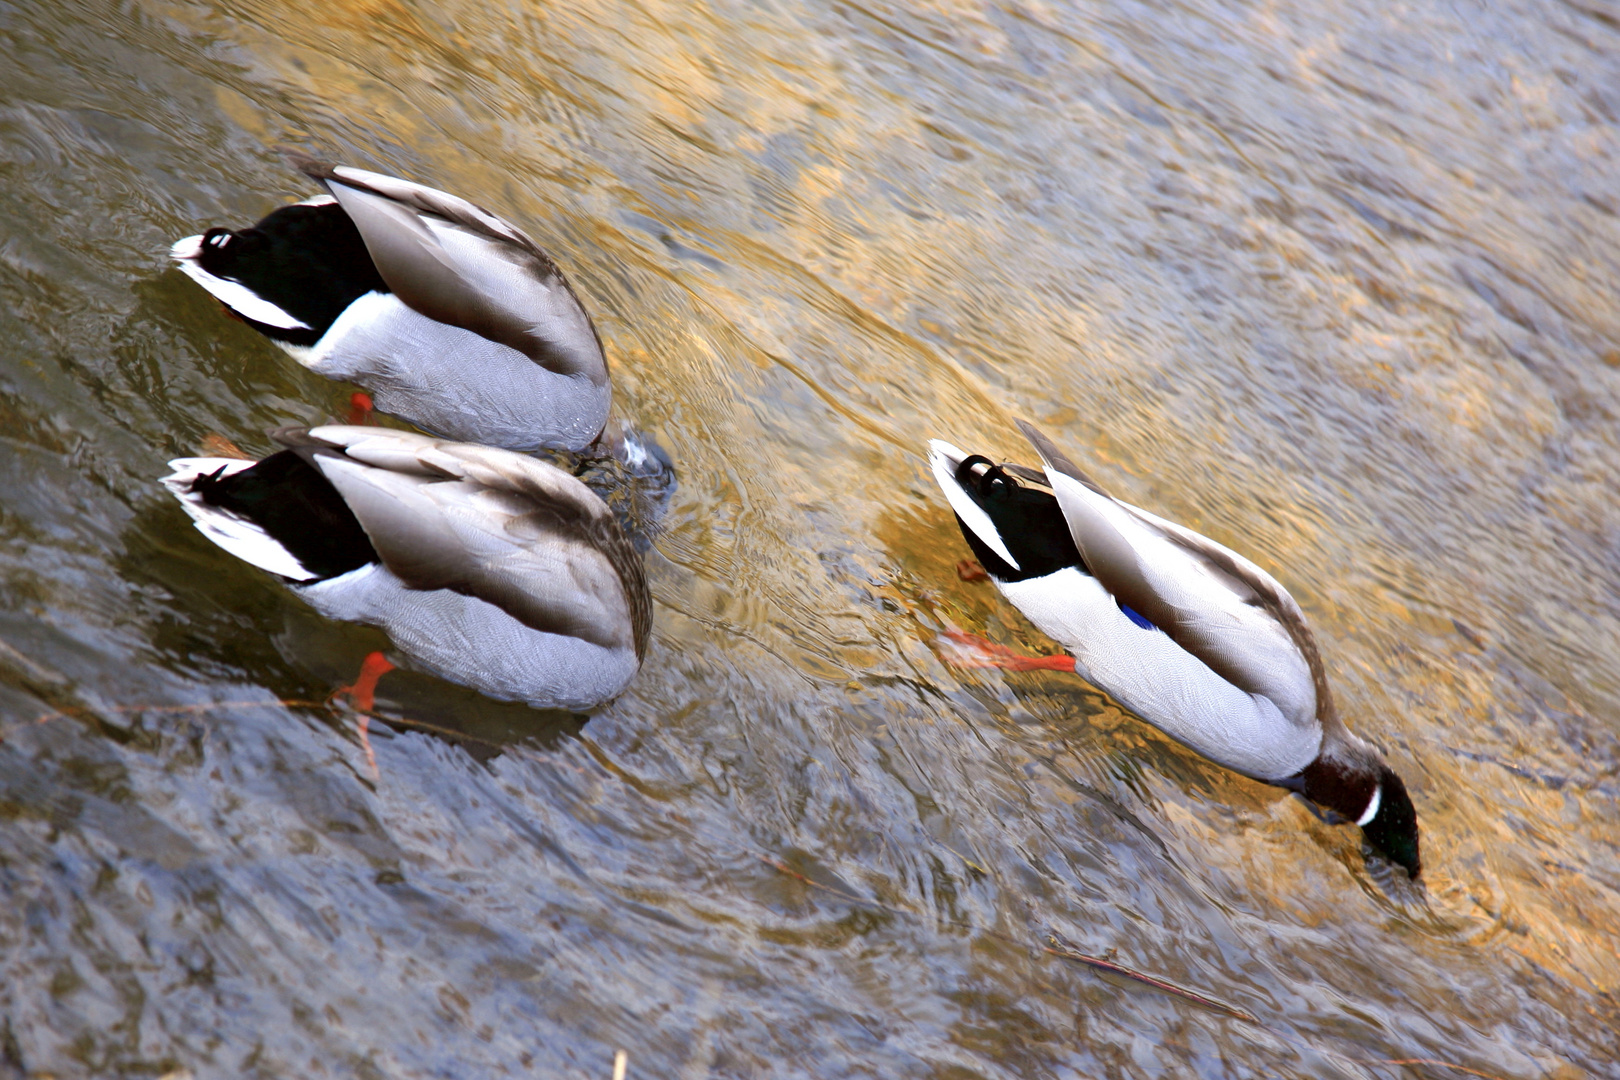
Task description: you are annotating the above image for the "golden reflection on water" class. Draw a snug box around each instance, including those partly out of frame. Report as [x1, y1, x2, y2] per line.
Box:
[162, 0, 1620, 1009]
[4, 0, 1620, 1073]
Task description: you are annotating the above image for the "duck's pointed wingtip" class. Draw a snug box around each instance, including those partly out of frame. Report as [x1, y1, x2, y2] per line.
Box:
[1012, 417, 1043, 443]
[1014, 419, 1109, 496]
[302, 424, 400, 448]
[1014, 418, 1063, 468]
[927, 438, 969, 465]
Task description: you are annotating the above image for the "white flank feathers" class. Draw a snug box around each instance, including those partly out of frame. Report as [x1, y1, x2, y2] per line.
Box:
[1041, 468, 1318, 728]
[280, 290, 397, 369]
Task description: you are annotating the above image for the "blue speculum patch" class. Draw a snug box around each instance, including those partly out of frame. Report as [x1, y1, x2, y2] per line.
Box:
[1119, 602, 1155, 630]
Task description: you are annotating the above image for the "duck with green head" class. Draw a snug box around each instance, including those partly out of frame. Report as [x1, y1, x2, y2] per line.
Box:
[929, 421, 1421, 879]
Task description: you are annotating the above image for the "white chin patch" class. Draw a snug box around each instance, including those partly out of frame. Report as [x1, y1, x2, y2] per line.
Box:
[170, 234, 205, 260]
[296, 193, 338, 207]
[928, 439, 1021, 572]
[1356, 784, 1382, 827]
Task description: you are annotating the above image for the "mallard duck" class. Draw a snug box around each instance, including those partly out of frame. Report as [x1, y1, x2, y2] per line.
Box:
[929, 421, 1421, 879]
[162, 426, 650, 711]
[170, 159, 611, 453]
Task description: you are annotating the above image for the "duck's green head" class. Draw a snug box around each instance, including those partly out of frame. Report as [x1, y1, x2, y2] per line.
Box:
[1302, 754, 1422, 880]
[1358, 765, 1421, 880]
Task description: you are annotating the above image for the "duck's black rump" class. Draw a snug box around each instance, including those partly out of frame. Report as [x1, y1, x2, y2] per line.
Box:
[952, 455, 1087, 581]
[191, 450, 377, 580]
[195, 201, 388, 345]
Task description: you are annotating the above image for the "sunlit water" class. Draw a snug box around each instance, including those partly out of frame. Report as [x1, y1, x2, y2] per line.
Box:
[2, 0, 1617, 1076]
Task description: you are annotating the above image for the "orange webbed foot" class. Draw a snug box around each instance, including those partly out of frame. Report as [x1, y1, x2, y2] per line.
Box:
[199, 433, 251, 459]
[335, 650, 394, 712]
[346, 392, 375, 425]
[956, 559, 990, 583]
[333, 651, 394, 780]
[937, 628, 1075, 673]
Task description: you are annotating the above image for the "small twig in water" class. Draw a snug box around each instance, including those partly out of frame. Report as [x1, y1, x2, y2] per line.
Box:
[1043, 934, 1257, 1023]
[757, 855, 1252, 1021]
[756, 853, 1513, 1080]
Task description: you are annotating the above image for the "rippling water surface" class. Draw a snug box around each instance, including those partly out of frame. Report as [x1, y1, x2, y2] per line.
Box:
[3, 0, 1618, 1076]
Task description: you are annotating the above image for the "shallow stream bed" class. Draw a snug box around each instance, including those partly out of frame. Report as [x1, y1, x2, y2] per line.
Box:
[1, 1, 1617, 1076]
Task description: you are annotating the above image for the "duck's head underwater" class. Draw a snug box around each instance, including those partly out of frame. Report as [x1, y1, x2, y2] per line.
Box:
[930, 425, 1421, 881]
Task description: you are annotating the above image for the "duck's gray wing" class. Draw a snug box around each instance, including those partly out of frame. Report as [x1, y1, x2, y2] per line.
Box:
[295, 159, 608, 385]
[1016, 420, 1326, 726]
[285, 427, 648, 657]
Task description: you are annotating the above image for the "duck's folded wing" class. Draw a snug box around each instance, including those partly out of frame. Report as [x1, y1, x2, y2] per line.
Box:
[296, 160, 606, 384]
[301, 163, 534, 249]
[292, 427, 647, 656]
[305, 427, 608, 520]
[1016, 420, 1324, 726]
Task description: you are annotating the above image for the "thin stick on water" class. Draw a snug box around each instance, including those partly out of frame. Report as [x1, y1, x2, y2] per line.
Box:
[1042, 934, 1258, 1023]
[757, 855, 1253, 1023]
[757, 854, 1511, 1079]
[7, 700, 1515, 1080]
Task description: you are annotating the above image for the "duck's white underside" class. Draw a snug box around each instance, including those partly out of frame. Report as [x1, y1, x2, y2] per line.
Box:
[1042, 469, 1318, 727]
[162, 459, 637, 711]
[999, 568, 1321, 781]
[280, 290, 608, 452]
[301, 563, 638, 712]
